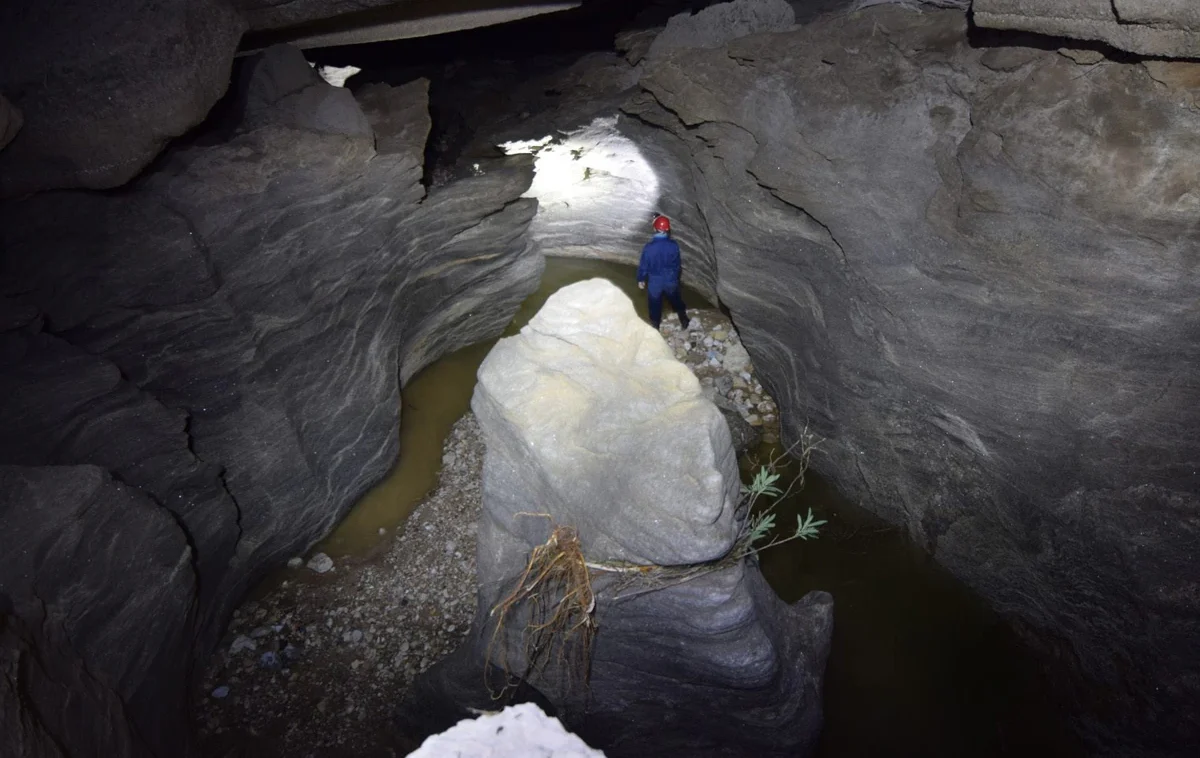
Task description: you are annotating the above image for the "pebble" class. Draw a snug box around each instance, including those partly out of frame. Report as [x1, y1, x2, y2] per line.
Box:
[211, 686, 230, 699]
[260, 651, 282, 670]
[230, 635, 257, 654]
[287, 557, 303, 569]
[307, 553, 334, 574]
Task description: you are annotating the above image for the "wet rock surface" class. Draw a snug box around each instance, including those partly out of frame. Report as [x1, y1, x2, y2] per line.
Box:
[0, 44, 541, 756]
[632, 6, 1200, 752]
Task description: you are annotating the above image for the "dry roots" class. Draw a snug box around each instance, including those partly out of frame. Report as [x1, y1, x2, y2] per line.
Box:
[485, 518, 597, 699]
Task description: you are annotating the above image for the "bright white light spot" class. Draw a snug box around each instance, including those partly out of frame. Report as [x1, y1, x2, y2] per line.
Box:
[306, 61, 362, 88]
[500, 116, 661, 259]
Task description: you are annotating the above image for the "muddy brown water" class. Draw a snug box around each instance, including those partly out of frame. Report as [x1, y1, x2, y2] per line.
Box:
[319, 256, 1082, 756]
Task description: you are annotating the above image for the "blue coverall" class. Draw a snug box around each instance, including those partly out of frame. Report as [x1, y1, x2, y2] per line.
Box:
[637, 232, 690, 329]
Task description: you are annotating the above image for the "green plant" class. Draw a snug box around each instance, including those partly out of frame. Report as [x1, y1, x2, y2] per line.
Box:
[733, 429, 826, 559]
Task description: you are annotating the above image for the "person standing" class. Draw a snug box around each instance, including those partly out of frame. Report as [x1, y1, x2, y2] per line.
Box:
[637, 214, 691, 330]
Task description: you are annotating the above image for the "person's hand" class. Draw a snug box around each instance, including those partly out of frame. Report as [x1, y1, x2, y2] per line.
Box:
[637, 281, 645, 290]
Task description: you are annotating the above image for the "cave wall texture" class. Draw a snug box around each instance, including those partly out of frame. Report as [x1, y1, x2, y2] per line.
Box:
[0, 1, 1199, 756]
[0, 45, 542, 756]
[975, 0, 1200, 59]
[624, 6, 1199, 754]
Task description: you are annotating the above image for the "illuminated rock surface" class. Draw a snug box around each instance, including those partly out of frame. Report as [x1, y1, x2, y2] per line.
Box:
[407, 703, 605, 758]
[408, 279, 833, 758]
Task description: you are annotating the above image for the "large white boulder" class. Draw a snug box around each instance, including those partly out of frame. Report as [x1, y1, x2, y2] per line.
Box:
[472, 277, 739, 566]
[409, 279, 832, 757]
[406, 703, 604, 758]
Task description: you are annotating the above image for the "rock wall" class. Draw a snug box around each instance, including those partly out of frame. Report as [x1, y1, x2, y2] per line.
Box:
[0, 0, 246, 196]
[412, 279, 833, 758]
[975, 0, 1200, 59]
[0, 45, 542, 756]
[630, 7, 1200, 754]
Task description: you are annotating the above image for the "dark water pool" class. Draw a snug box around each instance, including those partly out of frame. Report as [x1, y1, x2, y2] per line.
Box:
[746, 447, 1083, 757]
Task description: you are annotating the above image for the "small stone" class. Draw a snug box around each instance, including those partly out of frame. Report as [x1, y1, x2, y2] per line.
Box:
[259, 651, 282, 670]
[378, 527, 386, 535]
[249, 626, 270, 639]
[444, 540, 456, 555]
[230, 635, 256, 654]
[747, 414, 763, 427]
[442, 452, 457, 467]
[286, 557, 303, 569]
[306, 553, 334, 574]
[724, 342, 751, 373]
[350, 629, 364, 644]
[211, 685, 230, 699]
[711, 330, 727, 341]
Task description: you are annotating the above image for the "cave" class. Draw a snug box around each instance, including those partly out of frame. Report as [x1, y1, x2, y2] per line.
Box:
[1, 1, 1197, 757]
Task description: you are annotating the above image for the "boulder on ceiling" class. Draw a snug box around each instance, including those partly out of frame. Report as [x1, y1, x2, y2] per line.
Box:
[0, 0, 583, 198]
[236, 0, 582, 49]
[974, 0, 1200, 59]
[0, 0, 245, 197]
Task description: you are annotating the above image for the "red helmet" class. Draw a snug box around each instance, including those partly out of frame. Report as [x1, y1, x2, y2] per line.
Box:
[653, 215, 671, 233]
